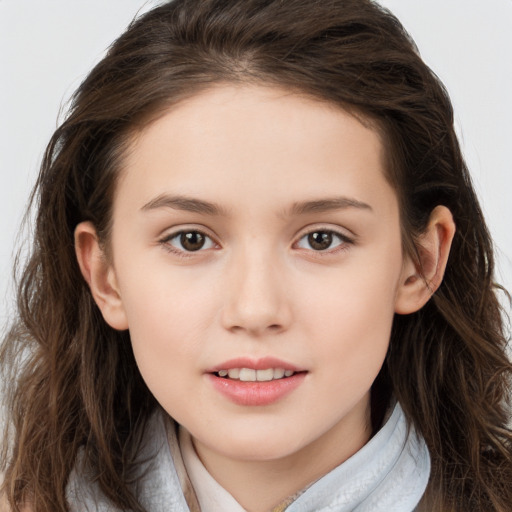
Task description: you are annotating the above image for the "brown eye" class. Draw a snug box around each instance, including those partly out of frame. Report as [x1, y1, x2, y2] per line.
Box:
[307, 231, 333, 251]
[180, 231, 206, 251]
[296, 229, 351, 252]
[164, 230, 215, 253]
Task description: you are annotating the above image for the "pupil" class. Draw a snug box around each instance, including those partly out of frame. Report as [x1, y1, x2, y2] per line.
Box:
[181, 232, 205, 251]
[308, 231, 332, 250]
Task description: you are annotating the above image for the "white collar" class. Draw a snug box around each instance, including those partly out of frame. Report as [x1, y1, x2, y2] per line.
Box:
[177, 401, 430, 512]
[179, 426, 247, 512]
[66, 402, 430, 512]
[285, 401, 430, 511]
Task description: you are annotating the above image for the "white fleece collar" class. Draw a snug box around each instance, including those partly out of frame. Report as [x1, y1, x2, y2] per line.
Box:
[66, 402, 430, 512]
[284, 401, 430, 511]
[178, 401, 430, 512]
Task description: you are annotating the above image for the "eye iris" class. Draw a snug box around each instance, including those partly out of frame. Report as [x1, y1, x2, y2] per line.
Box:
[181, 231, 206, 251]
[308, 231, 333, 250]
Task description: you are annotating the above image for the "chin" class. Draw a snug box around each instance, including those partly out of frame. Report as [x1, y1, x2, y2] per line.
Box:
[203, 429, 312, 462]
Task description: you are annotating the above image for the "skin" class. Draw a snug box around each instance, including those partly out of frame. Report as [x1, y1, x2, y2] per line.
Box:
[76, 85, 455, 512]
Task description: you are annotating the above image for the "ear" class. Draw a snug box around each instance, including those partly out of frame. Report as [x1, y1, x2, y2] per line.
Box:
[394, 205, 456, 315]
[74, 221, 129, 330]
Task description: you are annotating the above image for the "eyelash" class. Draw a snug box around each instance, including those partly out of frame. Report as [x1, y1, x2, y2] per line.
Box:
[294, 228, 354, 255]
[159, 229, 217, 258]
[159, 227, 354, 257]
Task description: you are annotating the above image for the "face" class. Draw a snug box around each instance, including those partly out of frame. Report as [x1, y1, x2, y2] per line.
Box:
[95, 85, 417, 468]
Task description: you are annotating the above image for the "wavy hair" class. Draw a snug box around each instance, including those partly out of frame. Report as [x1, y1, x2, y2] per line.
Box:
[1, 0, 511, 510]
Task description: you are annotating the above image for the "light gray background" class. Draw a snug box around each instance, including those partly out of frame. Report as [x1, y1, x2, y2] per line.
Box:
[1, 0, 511, 328]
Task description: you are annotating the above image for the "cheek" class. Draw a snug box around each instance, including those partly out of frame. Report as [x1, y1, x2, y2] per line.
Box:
[308, 293, 392, 377]
[299, 254, 399, 330]
[122, 289, 214, 415]
[117, 268, 218, 382]
[297, 257, 400, 377]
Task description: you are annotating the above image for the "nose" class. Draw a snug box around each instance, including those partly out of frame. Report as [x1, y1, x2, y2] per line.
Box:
[220, 247, 292, 336]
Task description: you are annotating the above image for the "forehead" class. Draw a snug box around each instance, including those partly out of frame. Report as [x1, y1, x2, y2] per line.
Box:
[115, 84, 396, 219]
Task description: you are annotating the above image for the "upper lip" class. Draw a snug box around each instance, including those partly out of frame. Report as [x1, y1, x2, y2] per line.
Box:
[206, 356, 305, 373]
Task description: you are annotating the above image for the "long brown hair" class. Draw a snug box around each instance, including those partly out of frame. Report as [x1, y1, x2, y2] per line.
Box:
[2, 0, 511, 510]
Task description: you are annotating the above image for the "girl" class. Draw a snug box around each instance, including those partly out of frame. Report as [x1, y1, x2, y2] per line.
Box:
[1, 0, 511, 510]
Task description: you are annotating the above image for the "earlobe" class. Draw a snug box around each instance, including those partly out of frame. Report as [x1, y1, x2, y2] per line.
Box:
[394, 205, 456, 315]
[74, 222, 129, 330]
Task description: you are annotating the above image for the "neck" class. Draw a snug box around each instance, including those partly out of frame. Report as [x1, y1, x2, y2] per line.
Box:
[191, 401, 371, 512]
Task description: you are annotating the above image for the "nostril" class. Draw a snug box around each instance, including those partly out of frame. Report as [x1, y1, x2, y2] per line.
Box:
[227, 323, 283, 335]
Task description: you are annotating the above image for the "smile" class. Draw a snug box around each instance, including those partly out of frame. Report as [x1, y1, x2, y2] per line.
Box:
[207, 358, 307, 406]
[216, 368, 295, 381]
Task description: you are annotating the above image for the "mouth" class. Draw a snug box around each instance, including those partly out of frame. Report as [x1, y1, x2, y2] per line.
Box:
[214, 367, 298, 382]
[207, 358, 307, 406]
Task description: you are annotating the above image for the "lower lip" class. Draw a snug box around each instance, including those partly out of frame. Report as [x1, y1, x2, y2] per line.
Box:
[207, 373, 306, 406]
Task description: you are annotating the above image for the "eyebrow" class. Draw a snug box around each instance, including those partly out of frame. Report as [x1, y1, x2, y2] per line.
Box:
[288, 197, 373, 216]
[141, 194, 229, 216]
[140, 193, 372, 217]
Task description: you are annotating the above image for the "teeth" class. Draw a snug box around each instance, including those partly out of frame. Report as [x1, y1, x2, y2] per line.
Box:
[217, 367, 296, 381]
[228, 368, 240, 379]
[239, 368, 256, 381]
[256, 369, 274, 381]
[274, 368, 285, 379]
